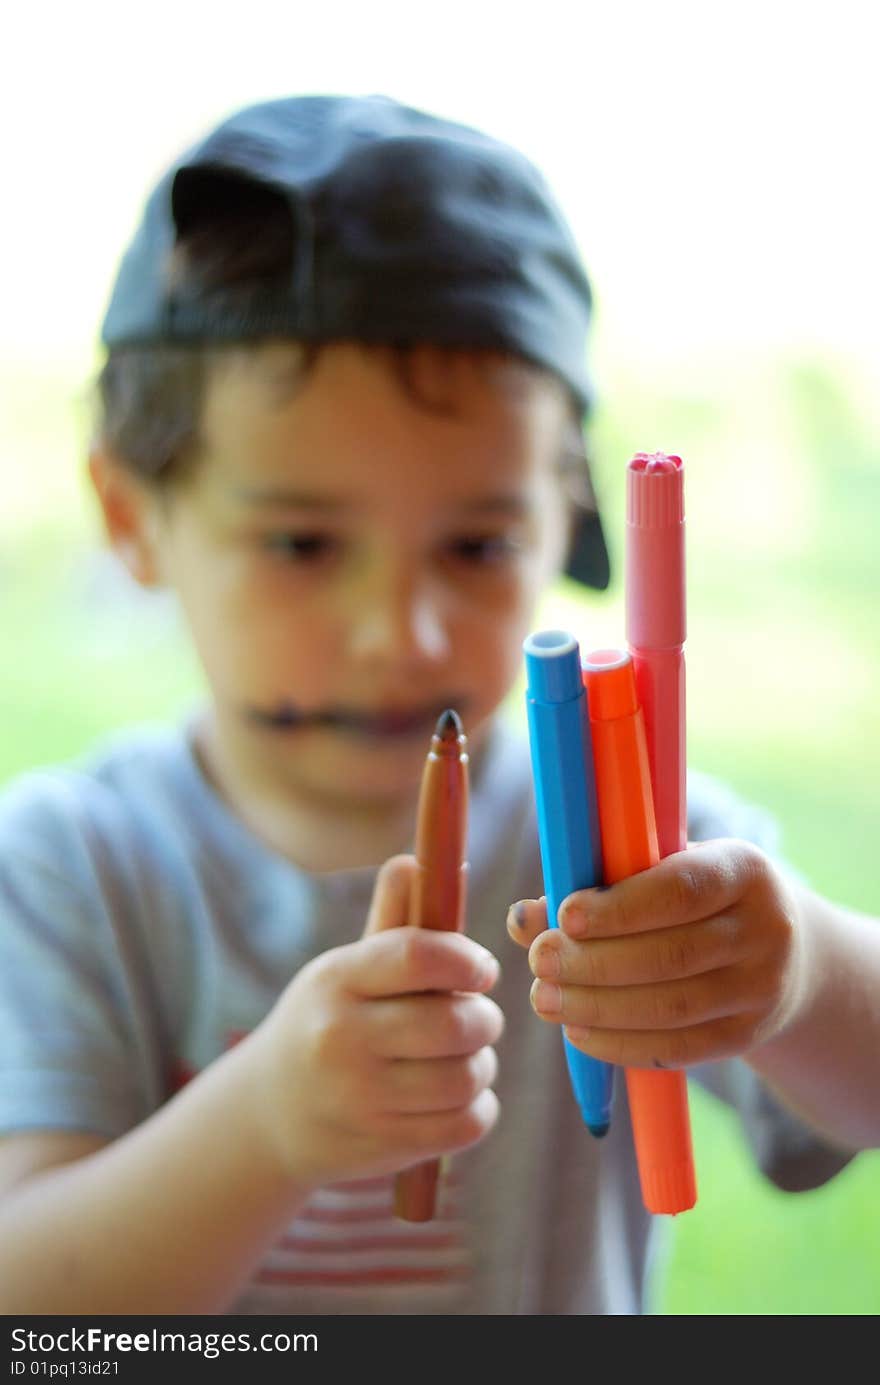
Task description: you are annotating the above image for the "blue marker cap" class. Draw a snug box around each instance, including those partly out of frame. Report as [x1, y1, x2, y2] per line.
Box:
[524, 630, 584, 701]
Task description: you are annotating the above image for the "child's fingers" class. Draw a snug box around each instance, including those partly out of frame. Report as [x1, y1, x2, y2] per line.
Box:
[337, 927, 501, 1000]
[363, 854, 418, 936]
[366, 990, 504, 1059]
[528, 912, 748, 987]
[557, 840, 764, 940]
[529, 960, 761, 1032]
[505, 896, 548, 947]
[378, 1047, 499, 1115]
[562, 1012, 761, 1070]
[389, 1088, 501, 1159]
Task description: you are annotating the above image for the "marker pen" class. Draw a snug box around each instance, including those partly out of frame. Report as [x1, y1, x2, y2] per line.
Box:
[395, 709, 470, 1222]
[523, 630, 614, 1137]
[625, 452, 686, 859]
[582, 649, 696, 1214]
[624, 453, 697, 1210]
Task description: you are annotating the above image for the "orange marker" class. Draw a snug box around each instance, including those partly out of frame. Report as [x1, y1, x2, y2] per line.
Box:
[582, 650, 696, 1215]
[394, 709, 469, 1222]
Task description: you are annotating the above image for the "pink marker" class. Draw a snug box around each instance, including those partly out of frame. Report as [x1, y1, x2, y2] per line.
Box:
[625, 452, 697, 1212]
[625, 453, 687, 859]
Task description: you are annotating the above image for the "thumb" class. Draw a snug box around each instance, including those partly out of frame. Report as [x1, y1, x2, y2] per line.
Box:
[363, 853, 418, 937]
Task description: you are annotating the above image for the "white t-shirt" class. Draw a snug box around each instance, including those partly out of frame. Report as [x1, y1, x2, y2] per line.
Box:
[0, 712, 850, 1314]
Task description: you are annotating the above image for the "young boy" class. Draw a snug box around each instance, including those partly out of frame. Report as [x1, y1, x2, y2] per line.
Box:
[0, 94, 877, 1316]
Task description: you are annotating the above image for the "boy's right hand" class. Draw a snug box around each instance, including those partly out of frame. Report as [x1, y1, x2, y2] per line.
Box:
[249, 855, 503, 1189]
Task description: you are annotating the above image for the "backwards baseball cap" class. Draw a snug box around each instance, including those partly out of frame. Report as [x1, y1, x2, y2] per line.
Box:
[102, 93, 609, 589]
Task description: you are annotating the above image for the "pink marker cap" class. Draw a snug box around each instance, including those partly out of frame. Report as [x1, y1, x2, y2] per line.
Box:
[625, 453, 685, 649]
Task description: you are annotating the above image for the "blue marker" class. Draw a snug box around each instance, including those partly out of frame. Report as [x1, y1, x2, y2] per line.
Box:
[523, 628, 614, 1137]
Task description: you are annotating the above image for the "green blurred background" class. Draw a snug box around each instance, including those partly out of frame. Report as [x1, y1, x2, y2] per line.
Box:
[3, 0, 879, 1315]
[2, 345, 877, 1313]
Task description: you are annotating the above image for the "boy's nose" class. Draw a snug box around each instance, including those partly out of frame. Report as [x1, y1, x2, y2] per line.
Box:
[347, 565, 450, 668]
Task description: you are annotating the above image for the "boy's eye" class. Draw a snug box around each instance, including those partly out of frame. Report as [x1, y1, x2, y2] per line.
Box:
[448, 534, 521, 564]
[262, 533, 337, 562]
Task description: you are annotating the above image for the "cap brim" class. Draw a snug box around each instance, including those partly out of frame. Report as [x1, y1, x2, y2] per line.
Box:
[563, 508, 611, 590]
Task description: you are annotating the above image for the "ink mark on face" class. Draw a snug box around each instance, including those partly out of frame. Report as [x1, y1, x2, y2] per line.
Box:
[242, 697, 471, 740]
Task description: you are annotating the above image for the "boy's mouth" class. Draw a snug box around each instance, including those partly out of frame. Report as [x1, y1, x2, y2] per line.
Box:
[242, 699, 470, 740]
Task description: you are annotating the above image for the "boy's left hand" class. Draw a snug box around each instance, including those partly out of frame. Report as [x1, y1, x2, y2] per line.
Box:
[507, 839, 809, 1069]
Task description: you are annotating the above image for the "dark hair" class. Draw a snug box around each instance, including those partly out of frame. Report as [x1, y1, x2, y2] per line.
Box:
[94, 198, 596, 516]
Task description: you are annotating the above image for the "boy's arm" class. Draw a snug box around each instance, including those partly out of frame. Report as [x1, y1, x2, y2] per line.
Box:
[743, 882, 880, 1150]
[0, 856, 502, 1314]
[0, 1034, 314, 1314]
[509, 840, 880, 1155]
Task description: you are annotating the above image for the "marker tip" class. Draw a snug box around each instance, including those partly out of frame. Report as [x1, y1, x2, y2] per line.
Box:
[435, 708, 463, 739]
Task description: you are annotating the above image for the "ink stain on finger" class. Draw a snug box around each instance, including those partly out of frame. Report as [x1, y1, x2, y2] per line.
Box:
[509, 901, 528, 929]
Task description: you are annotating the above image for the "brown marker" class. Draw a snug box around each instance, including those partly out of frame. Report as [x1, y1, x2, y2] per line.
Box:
[394, 708, 469, 1222]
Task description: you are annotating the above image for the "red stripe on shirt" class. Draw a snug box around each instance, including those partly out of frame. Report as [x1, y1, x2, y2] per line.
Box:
[278, 1230, 462, 1253]
[256, 1264, 468, 1288]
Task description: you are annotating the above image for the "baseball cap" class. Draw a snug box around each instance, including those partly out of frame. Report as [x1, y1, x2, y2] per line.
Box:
[101, 93, 609, 589]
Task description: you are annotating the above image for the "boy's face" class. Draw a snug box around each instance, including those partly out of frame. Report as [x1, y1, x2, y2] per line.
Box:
[106, 343, 572, 813]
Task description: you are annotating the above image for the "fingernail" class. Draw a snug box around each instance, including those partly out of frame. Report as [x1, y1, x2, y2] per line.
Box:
[559, 902, 588, 937]
[506, 901, 528, 930]
[531, 940, 560, 980]
[560, 885, 610, 935]
[530, 980, 562, 1016]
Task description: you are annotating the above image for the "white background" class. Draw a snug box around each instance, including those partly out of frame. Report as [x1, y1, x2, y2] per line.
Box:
[2, 0, 877, 375]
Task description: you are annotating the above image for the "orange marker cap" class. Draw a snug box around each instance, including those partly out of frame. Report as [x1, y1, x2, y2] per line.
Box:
[580, 648, 638, 720]
[582, 650, 658, 885]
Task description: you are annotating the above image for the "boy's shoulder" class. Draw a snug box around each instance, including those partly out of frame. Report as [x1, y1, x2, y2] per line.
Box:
[0, 717, 310, 908]
[0, 721, 195, 870]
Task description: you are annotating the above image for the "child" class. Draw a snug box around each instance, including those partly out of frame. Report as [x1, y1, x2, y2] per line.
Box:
[0, 94, 877, 1316]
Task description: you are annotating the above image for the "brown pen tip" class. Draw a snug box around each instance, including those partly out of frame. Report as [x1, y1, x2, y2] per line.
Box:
[435, 708, 462, 740]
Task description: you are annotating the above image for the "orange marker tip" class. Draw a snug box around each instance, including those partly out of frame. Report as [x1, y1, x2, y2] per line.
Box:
[640, 1164, 697, 1216]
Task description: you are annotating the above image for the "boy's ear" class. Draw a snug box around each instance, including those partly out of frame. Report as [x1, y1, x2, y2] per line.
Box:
[87, 450, 165, 588]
